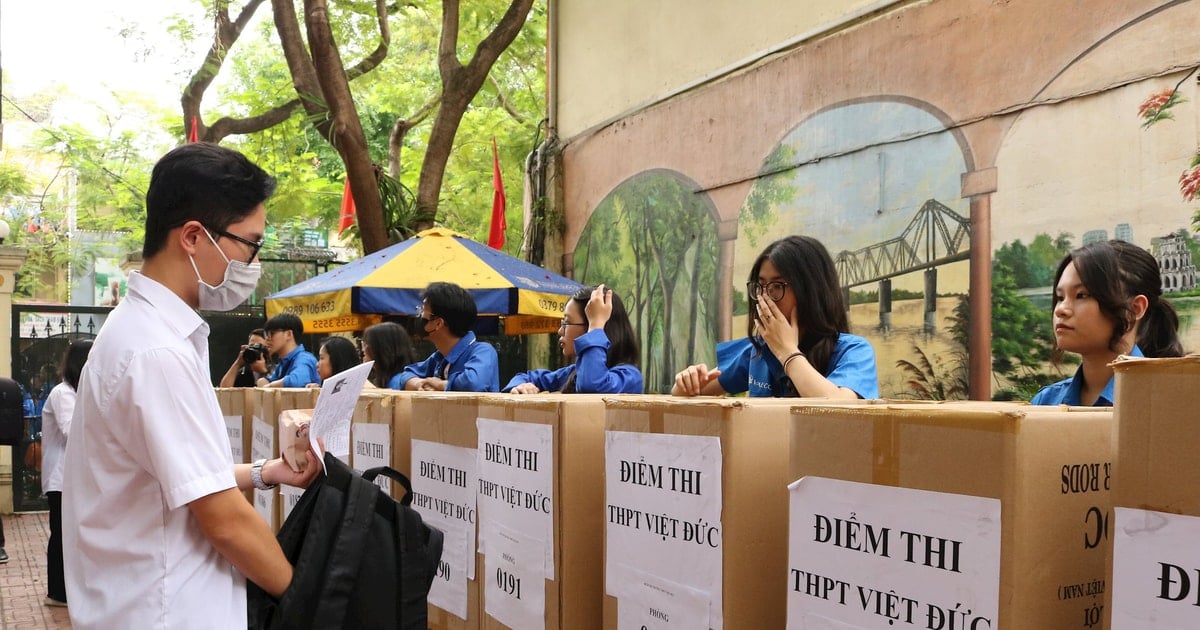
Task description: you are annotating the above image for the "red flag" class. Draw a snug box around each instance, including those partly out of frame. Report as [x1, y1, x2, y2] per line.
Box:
[338, 176, 357, 235]
[488, 137, 506, 250]
[188, 116, 198, 143]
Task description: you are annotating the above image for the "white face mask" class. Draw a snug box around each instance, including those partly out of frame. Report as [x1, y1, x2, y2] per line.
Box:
[190, 229, 262, 311]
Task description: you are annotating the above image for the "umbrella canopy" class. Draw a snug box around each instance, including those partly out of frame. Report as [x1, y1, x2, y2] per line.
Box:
[265, 228, 585, 334]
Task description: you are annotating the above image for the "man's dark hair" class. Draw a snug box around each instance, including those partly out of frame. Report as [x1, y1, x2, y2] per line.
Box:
[424, 282, 477, 338]
[142, 143, 276, 259]
[265, 313, 304, 339]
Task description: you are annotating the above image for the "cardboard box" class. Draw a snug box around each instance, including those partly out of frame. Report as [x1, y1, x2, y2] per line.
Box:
[252, 387, 320, 531]
[475, 393, 608, 630]
[215, 388, 253, 501]
[349, 392, 408, 496]
[603, 396, 802, 630]
[411, 392, 486, 630]
[1110, 356, 1200, 514]
[1106, 356, 1200, 627]
[791, 402, 1113, 629]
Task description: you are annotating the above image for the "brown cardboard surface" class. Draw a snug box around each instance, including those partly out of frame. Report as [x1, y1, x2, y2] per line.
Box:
[1111, 356, 1200, 515]
[1106, 356, 1200, 625]
[412, 392, 485, 630]
[215, 388, 253, 501]
[475, 394, 607, 630]
[255, 388, 320, 531]
[790, 402, 1113, 630]
[602, 396, 801, 630]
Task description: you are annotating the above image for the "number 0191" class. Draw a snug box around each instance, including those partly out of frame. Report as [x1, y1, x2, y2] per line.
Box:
[496, 567, 522, 600]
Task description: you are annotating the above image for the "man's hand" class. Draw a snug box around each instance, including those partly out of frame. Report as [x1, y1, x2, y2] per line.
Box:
[510, 383, 540, 394]
[420, 377, 447, 391]
[263, 438, 324, 488]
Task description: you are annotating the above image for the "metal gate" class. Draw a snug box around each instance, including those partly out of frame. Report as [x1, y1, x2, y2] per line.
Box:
[10, 305, 110, 512]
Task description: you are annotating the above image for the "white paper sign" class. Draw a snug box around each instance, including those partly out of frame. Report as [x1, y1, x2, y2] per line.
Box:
[351, 422, 391, 496]
[280, 485, 303, 521]
[605, 431, 723, 629]
[223, 414, 244, 463]
[310, 360, 374, 470]
[411, 439, 479, 580]
[787, 477, 1002, 630]
[427, 523, 470, 619]
[476, 418, 555, 579]
[484, 523, 546, 630]
[614, 564, 709, 630]
[250, 416, 275, 526]
[1112, 507, 1200, 628]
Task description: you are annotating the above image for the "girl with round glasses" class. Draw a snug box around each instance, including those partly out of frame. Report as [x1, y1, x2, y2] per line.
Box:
[504, 284, 643, 394]
[673, 235, 879, 398]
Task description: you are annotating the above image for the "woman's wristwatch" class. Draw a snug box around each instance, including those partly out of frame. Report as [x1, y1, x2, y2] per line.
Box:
[251, 458, 279, 490]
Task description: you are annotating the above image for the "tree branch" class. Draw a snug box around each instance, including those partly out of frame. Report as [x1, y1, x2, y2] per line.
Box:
[388, 98, 438, 178]
[487, 74, 525, 124]
[181, 0, 270, 141]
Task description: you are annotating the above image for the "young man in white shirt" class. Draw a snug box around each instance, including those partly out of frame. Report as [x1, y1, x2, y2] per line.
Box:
[62, 143, 322, 629]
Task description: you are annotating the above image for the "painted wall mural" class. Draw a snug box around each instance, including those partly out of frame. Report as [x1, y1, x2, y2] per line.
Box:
[562, 0, 1200, 398]
[574, 172, 720, 393]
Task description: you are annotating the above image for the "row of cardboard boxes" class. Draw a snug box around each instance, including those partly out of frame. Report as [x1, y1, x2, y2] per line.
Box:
[217, 356, 1200, 630]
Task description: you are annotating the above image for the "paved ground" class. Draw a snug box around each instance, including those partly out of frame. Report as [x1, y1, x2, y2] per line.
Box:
[1, 512, 71, 629]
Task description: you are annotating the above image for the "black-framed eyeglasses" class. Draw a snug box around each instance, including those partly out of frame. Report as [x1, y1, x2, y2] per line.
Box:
[747, 281, 789, 302]
[206, 226, 264, 264]
[559, 319, 587, 330]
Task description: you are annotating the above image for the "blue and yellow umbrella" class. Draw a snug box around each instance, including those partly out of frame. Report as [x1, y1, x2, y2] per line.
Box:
[264, 228, 584, 334]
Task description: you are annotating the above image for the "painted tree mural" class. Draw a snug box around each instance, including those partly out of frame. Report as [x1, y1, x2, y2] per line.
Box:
[574, 172, 719, 393]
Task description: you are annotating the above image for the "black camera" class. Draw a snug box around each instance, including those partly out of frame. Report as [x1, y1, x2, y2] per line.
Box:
[243, 343, 267, 363]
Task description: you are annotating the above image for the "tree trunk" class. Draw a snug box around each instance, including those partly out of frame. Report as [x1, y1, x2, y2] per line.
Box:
[301, 0, 388, 253]
[412, 0, 535, 231]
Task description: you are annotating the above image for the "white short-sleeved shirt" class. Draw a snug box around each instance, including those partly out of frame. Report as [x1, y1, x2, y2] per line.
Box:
[62, 271, 243, 629]
[40, 382, 76, 493]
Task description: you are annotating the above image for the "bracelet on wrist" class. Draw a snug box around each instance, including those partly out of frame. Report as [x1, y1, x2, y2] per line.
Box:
[782, 351, 807, 371]
[251, 458, 278, 490]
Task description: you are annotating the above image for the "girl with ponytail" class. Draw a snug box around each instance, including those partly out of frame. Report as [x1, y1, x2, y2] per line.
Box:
[1032, 239, 1184, 406]
[504, 284, 643, 394]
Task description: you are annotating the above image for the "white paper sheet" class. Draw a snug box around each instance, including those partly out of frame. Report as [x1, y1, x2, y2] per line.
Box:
[786, 477, 1001, 630]
[476, 418, 555, 579]
[309, 360, 374, 471]
[483, 522, 546, 630]
[605, 430, 723, 628]
[351, 422, 391, 496]
[411, 439, 479, 580]
[1112, 507, 1200, 629]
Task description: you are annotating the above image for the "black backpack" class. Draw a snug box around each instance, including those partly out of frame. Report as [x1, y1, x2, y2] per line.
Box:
[248, 452, 444, 629]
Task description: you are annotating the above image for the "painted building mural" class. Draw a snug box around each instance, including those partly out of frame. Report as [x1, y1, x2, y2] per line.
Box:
[560, 0, 1200, 398]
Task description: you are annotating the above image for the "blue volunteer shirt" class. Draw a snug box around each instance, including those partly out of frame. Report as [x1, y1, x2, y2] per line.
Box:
[396, 331, 499, 392]
[715, 334, 879, 399]
[1030, 345, 1144, 406]
[502, 329, 643, 394]
[268, 344, 320, 388]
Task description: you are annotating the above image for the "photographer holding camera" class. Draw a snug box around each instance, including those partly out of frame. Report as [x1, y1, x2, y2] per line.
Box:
[257, 313, 320, 388]
[218, 328, 271, 388]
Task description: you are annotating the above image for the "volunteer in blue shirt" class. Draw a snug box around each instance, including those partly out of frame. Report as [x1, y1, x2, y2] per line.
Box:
[258, 313, 320, 388]
[673, 235, 879, 399]
[398, 282, 499, 392]
[1031, 240, 1184, 406]
[504, 284, 643, 394]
